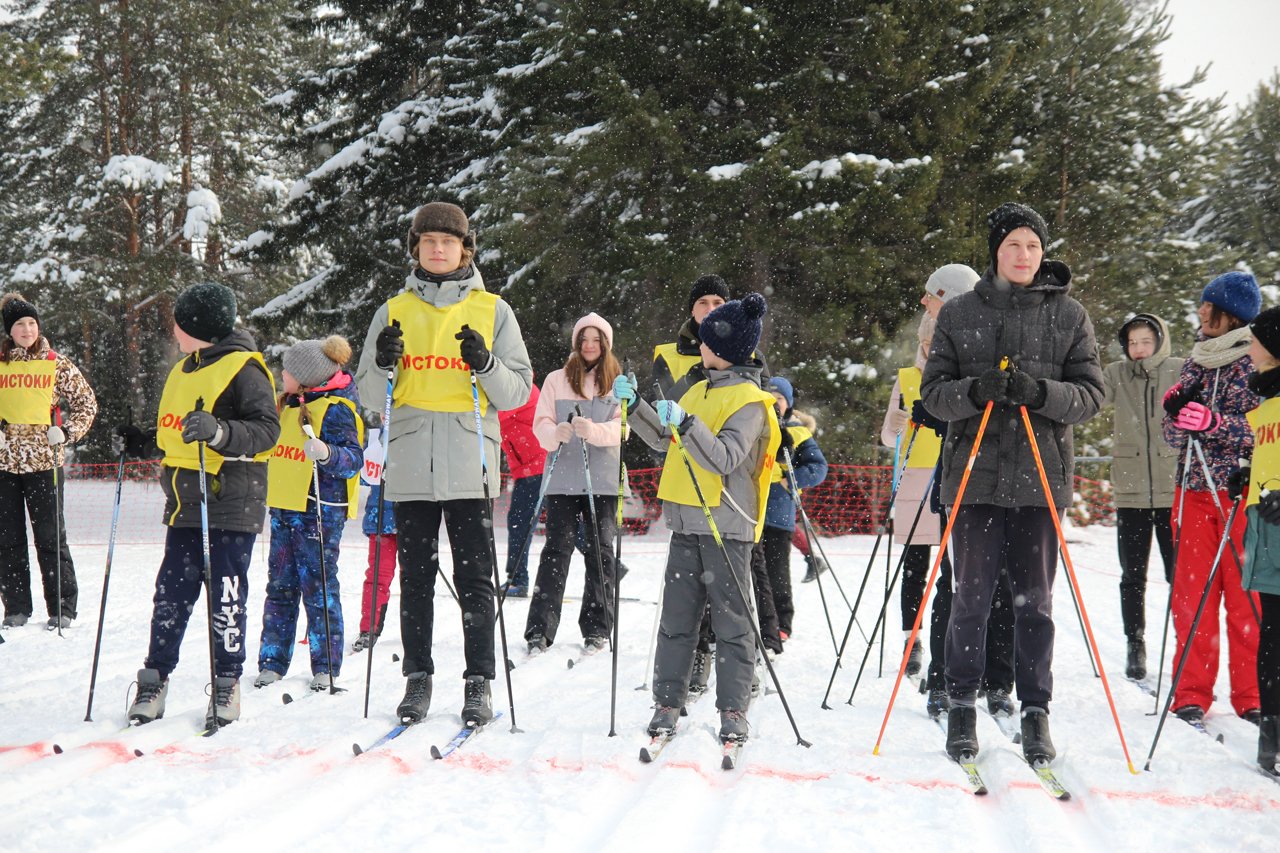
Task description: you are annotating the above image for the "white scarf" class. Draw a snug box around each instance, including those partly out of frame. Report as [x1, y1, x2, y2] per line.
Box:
[1190, 325, 1252, 369]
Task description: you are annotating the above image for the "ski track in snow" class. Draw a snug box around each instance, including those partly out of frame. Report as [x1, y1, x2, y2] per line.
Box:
[3, 485, 1279, 851]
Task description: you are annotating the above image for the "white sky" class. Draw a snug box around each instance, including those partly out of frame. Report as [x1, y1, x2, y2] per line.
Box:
[1158, 0, 1279, 110]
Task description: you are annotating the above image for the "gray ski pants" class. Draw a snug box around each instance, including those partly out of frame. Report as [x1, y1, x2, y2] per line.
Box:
[653, 533, 755, 712]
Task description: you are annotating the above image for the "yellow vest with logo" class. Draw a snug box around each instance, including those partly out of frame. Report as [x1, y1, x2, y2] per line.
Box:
[387, 290, 499, 414]
[156, 351, 275, 475]
[770, 424, 814, 484]
[0, 357, 57, 425]
[267, 396, 363, 517]
[1247, 396, 1280, 507]
[652, 343, 702, 386]
[657, 381, 781, 540]
[897, 367, 941, 469]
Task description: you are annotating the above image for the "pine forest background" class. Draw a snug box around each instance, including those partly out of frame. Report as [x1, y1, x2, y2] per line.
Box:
[1, 0, 1277, 466]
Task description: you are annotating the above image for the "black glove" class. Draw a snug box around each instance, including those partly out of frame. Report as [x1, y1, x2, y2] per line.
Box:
[374, 324, 404, 370]
[776, 425, 795, 461]
[910, 399, 946, 437]
[113, 424, 145, 458]
[1259, 491, 1280, 526]
[969, 367, 1009, 406]
[1162, 380, 1200, 417]
[455, 325, 492, 372]
[1227, 466, 1251, 502]
[182, 410, 222, 445]
[1006, 368, 1046, 408]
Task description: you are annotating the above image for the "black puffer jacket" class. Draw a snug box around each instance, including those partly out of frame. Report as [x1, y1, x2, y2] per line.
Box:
[920, 263, 1103, 509]
[137, 329, 280, 533]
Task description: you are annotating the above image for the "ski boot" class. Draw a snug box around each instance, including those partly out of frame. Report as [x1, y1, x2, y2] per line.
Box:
[946, 705, 979, 760]
[309, 673, 337, 692]
[128, 668, 168, 725]
[926, 687, 950, 718]
[719, 709, 749, 743]
[351, 632, 373, 652]
[1125, 638, 1147, 681]
[397, 672, 432, 723]
[1259, 715, 1279, 777]
[985, 687, 1015, 718]
[647, 704, 680, 736]
[801, 554, 829, 583]
[2, 613, 29, 628]
[46, 615, 73, 630]
[206, 677, 241, 729]
[527, 634, 548, 655]
[905, 636, 923, 677]
[461, 675, 493, 726]
[1020, 707, 1056, 765]
[583, 635, 608, 653]
[1174, 704, 1205, 724]
[253, 670, 282, 688]
[687, 649, 712, 699]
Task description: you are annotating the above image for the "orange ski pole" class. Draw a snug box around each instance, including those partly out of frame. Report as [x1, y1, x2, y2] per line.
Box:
[873, 385, 1001, 755]
[1019, 404, 1138, 774]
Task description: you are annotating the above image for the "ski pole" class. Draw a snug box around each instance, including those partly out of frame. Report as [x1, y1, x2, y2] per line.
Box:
[1144, 495, 1243, 770]
[572, 404, 613, 733]
[300, 405, 340, 696]
[1192, 441, 1262, 627]
[85, 407, 129, 721]
[881, 427, 904, 677]
[193, 397, 220, 733]
[782, 460, 839, 656]
[363, 320, 398, 720]
[1017, 403, 1137, 773]
[847, 466, 938, 705]
[51, 407, 65, 637]
[872, 361, 1004, 755]
[636, 570, 664, 692]
[610, 369, 630, 737]
[821, 426, 921, 709]
[658, 391, 810, 748]
[497, 446, 562, 609]
[1151, 439, 1195, 714]
[467, 352, 520, 733]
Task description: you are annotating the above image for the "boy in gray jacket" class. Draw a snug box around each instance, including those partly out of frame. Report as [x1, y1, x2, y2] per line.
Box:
[614, 293, 779, 744]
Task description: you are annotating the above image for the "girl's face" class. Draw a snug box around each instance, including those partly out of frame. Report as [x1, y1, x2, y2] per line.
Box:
[417, 231, 465, 275]
[1248, 336, 1280, 371]
[578, 327, 604, 363]
[995, 227, 1044, 286]
[771, 390, 787, 417]
[9, 316, 39, 349]
[920, 293, 944, 319]
[282, 370, 301, 394]
[1198, 301, 1234, 339]
[1126, 327, 1157, 361]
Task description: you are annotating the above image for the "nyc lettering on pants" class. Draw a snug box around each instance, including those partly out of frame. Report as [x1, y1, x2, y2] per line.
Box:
[145, 526, 255, 680]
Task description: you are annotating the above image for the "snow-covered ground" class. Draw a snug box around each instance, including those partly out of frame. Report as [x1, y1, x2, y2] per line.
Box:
[2, 480, 1277, 852]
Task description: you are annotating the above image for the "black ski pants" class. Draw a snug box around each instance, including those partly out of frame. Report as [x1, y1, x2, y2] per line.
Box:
[1116, 506, 1175, 639]
[524, 494, 617, 645]
[946, 504, 1056, 708]
[397, 499, 497, 680]
[762, 525, 794, 637]
[1259, 592, 1280, 717]
[0, 469, 77, 620]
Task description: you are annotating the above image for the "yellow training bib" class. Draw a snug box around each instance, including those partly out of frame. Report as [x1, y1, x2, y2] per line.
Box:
[267, 396, 363, 517]
[0, 357, 57, 425]
[652, 343, 703, 386]
[896, 367, 941, 469]
[657, 380, 781, 541]
[156, 351, 275, 475]
[387, 290, 499, 414]
[1247, 397, 1280, 507]
[771, 424, 814, 484]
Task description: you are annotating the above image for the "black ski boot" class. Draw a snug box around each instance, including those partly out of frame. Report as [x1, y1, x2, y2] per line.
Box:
[1021, 707, 1056, 765]
[1259, 715, 1279, 777]
[905, 637, 923, 677]
[985, 687, 1015, 718]
[648, 704, 680, 736]
[397, 672, 432, 723]
[461, 675, 493, 726]
[1125, 638, 1147, 680]
[926, 687, 950, 718]
[946, 705, 979, 760]
[687, 649, 712, 698]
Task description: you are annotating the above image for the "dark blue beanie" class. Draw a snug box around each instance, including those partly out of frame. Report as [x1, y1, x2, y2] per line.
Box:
[1201, 271, 1261, 323]
[767, 376, 794, 409]
[699, 293, 767, 366]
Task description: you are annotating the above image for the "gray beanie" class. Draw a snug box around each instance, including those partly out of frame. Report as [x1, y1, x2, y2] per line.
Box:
[283, 335, 352, 388]
[924, 264, 980, 304]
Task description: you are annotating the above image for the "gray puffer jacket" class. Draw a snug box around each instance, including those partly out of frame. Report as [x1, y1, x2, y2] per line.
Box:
[920, 264, 1104, 509]
[1102, 315, 1181, 509]
[355, 267, 533, 502]
[630, 363, 770, 542]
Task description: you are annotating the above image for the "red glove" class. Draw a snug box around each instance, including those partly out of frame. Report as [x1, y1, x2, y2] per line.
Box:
[1173, 401, 1220, 433]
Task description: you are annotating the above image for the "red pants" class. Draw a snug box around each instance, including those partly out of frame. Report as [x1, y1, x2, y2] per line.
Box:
[360, 533, 397, 634]
[1171, 489, 1260, 715]
[791, 526, 810, 557]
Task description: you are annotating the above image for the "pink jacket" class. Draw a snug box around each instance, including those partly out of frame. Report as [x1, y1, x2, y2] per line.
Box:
[533, 367, 621, 450]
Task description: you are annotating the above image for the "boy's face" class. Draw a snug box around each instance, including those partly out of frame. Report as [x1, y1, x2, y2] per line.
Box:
[770, 390, 787, 416]
[1248, 336, 1279, 370]
[417, 231, 465, 275]
[995, 227, 1043, 286]
[699, 342, 732, 371]
[173, 322, 207, 354]
[1126, 327, 1157, 361]
[691, 294, 726, 324]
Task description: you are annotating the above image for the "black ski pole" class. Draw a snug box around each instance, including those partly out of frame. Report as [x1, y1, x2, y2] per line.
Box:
[467, 355, 520, 733]
[609, 374, 629, 737]
[193, 397, 220, 733]
[300, 407, 340, 695]
[1192, 441, 1262, 627]
[1144, 495, 1243, 770]
[782, 450, 839, 655]
[85, 407, 130, 721]
[496, 446, 562, 610]
[363, 320, 399, 720]
[1151, 439, 1195, 714]
[572, 405, 614, 734]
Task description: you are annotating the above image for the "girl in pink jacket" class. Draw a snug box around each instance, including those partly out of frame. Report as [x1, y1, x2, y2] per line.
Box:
[523, 313, 625, 654]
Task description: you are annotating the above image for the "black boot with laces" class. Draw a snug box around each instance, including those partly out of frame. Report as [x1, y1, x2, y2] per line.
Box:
[397, 672, 432, 724]
[461, 675, 493, 726]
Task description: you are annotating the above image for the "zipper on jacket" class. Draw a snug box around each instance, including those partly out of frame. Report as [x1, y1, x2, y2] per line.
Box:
[1143, 369, 1155, 508]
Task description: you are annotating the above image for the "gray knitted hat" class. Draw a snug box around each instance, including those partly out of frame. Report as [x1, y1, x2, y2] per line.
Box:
[283, 336, 352, 388]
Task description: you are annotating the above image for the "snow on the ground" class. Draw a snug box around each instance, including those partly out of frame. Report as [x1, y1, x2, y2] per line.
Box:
[2, 481, 1277, 852]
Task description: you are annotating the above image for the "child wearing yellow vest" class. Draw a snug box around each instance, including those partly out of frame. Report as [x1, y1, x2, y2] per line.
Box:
[254, 337, 363, 692]
[115, 282, 281, 729]
[0, 293, 98, 630]
[1240, 306, 1280, 775]
[616, 293, 780, 745]
[355, 202, 532, 727]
